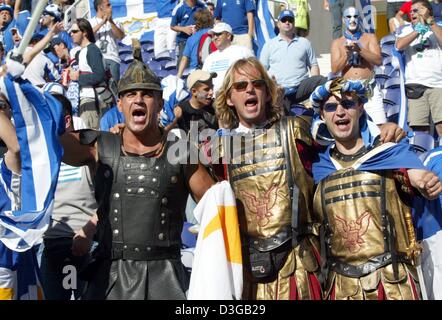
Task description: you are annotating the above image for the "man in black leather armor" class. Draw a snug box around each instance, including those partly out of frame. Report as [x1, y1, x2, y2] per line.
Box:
[60, 56, 214, 300]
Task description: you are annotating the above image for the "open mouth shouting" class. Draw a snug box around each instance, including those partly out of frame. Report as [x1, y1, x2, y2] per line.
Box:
[244, 96, 258, 111]
[335, 118, 351, 131]
[132, 107, 147, 124]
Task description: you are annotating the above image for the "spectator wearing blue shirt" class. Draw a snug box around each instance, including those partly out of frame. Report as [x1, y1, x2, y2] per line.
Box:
[324, 0, 355, 39]
[214, 0, 255, 51]
[170, 0, 206, 62]
[260, 10, 326, 114]
[177, 9, 214, 78]
[0, 4, 16, 53]
[432, 0, 442, 23]
[99, 105, 125, 131]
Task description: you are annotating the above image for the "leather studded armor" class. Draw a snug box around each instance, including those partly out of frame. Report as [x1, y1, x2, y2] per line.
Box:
[94, 132, 189, 261]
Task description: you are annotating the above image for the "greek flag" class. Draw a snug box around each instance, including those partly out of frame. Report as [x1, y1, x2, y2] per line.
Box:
[355, 0, 376, 34]
[254, 0, 276, 57]
[0, 74, 63, 252]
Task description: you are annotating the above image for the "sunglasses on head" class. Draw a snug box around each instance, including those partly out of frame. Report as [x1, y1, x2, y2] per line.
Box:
[280, 17, 294, 23]
[231, 79, 266, 91]
[323, 99, 357, 112]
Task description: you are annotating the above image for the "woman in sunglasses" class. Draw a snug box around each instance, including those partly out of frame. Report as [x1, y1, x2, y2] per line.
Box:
[311, 78, 442, 300]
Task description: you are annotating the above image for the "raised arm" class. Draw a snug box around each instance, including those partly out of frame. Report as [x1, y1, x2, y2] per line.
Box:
[59, 131, 98, 168]
[187, 163, 215, 203]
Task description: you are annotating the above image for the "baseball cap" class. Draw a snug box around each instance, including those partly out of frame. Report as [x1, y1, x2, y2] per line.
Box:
[208, 22, 233, 35]
[186, 70, 217, 89]
[278, 10, 295, 21]
[43, 4, 63, 22]
[0, 4, 13, 15]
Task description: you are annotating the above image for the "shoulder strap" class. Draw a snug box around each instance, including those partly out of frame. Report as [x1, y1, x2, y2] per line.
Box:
[279, 117, 300, 247]
[97, 132, 121, 183]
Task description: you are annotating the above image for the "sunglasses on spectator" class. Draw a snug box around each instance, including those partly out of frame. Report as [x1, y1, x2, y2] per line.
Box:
[231, 79, 266, 91]
[69, 29, 80, 35]
[323, 100, 357, 112]
[411, 8, 420, 13]
[212, 32, 224, 37]
[280, 17, 294, 23]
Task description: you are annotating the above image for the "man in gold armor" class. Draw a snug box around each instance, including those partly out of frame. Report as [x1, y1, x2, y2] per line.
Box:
[212, 57, 322, 300]
[310, 78, 442, 300]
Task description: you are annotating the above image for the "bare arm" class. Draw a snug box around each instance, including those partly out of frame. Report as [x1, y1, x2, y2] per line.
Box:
[0, 112, 20, 174]
[109, 18, 125, 40]
[330, 39, 349, 74]
[23, 22, 63, 65]
[171, 25, 194, 36]
[396, 29, 419, 51]
[395, 10, 406, 25]
[247, 11, 255, 37]
[164, 106, 182, 132]
[59, 131, 98, 168]
[358, 34, 382, 66]
[408, 169, 442, 200]
[310, 64, 320, 76]
[14, 0, 21, 19]
[187, 163, 215, 203]
[92, 18, 107, 34]
[177, 56, 189, 78]
[72, 213, 98, 257]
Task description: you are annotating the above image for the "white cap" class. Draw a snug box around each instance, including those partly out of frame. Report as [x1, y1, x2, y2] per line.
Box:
[186, 70, 217, 89]
[208, 22, 233, 35]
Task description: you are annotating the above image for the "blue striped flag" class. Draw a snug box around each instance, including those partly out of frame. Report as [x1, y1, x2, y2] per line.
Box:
[355, 0, 376, 34]
[0, 74, 63, 252]
[254, 0, 276, 57]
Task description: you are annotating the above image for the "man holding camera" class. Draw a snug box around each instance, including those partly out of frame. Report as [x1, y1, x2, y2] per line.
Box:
[89, 0, 125, 82]
[396, 0, 442, 137]
[330, 6, 386, 126]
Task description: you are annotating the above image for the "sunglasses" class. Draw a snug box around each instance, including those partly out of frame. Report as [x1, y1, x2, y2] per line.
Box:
[69, 29, 80, 34]
[231, 79, 266, 91]
[411, 8, 420, 13]
[212, 32, 224, 37]
[280, 17, 294, 23]
[323, 100, 357, 112]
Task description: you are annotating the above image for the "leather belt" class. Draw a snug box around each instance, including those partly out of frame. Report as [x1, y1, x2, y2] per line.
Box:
[247, 225, 292, 252]
[329, 252, 411, 278]
[111, 242, 180, 261]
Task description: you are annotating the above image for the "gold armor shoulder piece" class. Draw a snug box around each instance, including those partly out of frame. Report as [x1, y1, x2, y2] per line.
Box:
[286, 116, 313, 146]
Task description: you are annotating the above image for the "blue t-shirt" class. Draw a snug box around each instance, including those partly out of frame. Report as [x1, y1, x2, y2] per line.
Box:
[433, 2, 442, 23]
[100, 106, 125, 131]
[171, 0, 206, 43]
[182, 27, 211, 68]
[157, 0, 179, 19]
[214, 0, 255, 35]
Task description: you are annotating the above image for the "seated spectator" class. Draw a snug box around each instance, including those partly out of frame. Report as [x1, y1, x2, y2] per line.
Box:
[396, 0, 442, 137]
[214, 0, 255, 50]
[202, 22, 254, 95]
[177, 9, 214, 78]
[260, 10, 326, 114]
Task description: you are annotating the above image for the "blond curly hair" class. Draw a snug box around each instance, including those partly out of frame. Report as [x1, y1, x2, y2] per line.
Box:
[214, 57, 283, 129]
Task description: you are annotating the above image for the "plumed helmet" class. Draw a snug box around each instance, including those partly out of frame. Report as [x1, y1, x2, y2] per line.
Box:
[43, 4, 63, 22]
[118, 60, 162, 96]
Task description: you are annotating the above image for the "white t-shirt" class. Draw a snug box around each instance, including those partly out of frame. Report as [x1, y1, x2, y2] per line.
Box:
[202, 45, 254, 95]
[89, 17, 123, 63]
[22, 47, 60, 87]
[397, 25, 442, 87]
